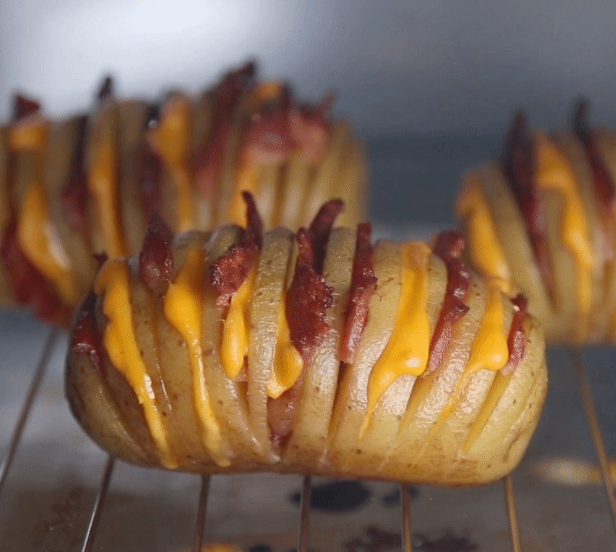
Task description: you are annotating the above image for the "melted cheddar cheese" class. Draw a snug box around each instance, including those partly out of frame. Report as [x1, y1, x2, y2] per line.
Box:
[267, 298, 303, 399]
[220, 267, 257, 379]
[17, 184, 77, 305]
[164, 248, 229, 467]
[533, 132, 594, 339]
[457, 172, 512, 294]
[88, 127, 126, 257]
[361, 242, 431, 437]
[466, 282, 509, 373]
[148, 97, 194, 233]
[95, 259, 176, 468]
[408, 280, 510, 463]
[9, 119, 47, 150]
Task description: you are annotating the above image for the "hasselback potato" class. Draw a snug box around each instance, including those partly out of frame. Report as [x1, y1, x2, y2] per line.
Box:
[66, 194, 547, 486]
[457, 103, 616, 343]
[1, 63, 367, 326]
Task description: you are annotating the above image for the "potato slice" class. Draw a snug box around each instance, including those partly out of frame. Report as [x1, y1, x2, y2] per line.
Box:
[324, 240, 401, 475]
[285, 227, 356, 469]
[43, 116, 95, 293]
[246, 227, 294, 459]
[191, 91, 215, 231]
[117, 100, 150, 254]
[201, 225, 265, 464]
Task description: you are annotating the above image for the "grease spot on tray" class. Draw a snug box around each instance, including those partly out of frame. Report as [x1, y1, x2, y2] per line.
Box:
[289, 481, 371, 512]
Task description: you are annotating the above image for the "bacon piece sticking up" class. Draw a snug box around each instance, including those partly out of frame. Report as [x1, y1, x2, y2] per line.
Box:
[13, 95, 40, 121]
[71, 291, 105, 375]
[286, 200, 342, 367]
[0, 217, 69, 325]
[502, 294, 529, 375]
[97, 76, 114, 103]
[242, 88, 332, 166]
[427, 231, 471, 373]
[194, 63, 256, 197]
[211, 191, 263, 310]
[502, 113, 553, 295]
[61, 116, 90, 236]
[573, 100, 616, 260]
[340, 222, 377, 364]
[139, 213, 174, 297]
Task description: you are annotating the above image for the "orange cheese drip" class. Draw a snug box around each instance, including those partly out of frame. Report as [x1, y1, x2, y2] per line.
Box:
[457, 172, 512, 294]
[17, 184, 78, 305]
[148, 97, 194, 233]
[164, 248, 229, 466]
[95, 259, 176, 467]
[220, 267, 257, 379]
[533, 132, 594, 339]
[361, 242, 431, 437]
[267, 296, 304, 399]
[88, 131, 126, 257]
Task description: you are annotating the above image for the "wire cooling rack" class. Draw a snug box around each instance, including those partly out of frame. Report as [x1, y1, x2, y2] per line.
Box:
[0, 326, 615, 551]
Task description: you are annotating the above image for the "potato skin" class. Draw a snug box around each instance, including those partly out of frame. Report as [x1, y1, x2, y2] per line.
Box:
[66, 224, 547, 486]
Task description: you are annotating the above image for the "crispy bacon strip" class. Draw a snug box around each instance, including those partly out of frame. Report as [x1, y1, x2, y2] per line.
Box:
[573, 100, 615, 260]
[339, 222, 377, 364]
[13, 95, 40, 121]
[194, 63, 256, 197]
[267, 381, 302, 449]
[502, 294, 528, 375]
[502, 113, 553, 295]
[242, 88, 332, 165]
[139, 213, 174, 296]
[71, 291, 105, 375]
[427, 231, 471, 373]
[286, 229, 334, 367]
[211, 191, 263, 309]
[97, 76, 113, 103]
[285, 201, 341, 366]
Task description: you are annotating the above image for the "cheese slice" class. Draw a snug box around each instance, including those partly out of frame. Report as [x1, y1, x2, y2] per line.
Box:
[361, 242, 431, 437]
[533, 132, 593, 338]
[95, 259, 176, 468]
[88, 135, 126, 257]
[164, 248, 229, 467]
[148, 97, 194, 233]
[267, 298, 303, 399]
[457, 172, 512, 294]
[220, 266, 257, 379]
[17, 184, 78, 305]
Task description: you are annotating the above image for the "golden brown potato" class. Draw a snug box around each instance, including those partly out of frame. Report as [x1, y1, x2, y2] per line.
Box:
[66, 202, 547, 486]
[0, 64, 368, 327]
[457, 110, 616, 344]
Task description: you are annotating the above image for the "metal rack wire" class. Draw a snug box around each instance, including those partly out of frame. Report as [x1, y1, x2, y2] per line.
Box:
[1, 329, 614, 551]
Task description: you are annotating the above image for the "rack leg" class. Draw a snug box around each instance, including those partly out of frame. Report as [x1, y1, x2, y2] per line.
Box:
[192, 475, 211, 552]
[503, 475, 522, 552]
[0, 329, 58, 496]
[80, 455, 115, 552]
[570, 348, 616, 536]
[297, 476, 311, 552]
[401, 484, 413, 552]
